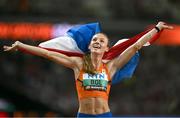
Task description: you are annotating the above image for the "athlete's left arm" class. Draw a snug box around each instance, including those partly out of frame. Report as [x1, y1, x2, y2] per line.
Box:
[109, 22, 173, 76]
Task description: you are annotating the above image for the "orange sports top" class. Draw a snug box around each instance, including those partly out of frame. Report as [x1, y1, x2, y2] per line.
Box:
[76, 63, 111, 101]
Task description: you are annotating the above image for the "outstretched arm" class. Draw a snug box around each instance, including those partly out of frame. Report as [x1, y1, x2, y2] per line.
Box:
[108, 22, 173, 77]
[3, 41, 77, 69]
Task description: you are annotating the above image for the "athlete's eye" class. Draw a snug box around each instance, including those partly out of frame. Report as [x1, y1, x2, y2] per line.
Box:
[100, 40, 104, 43]
[92, 38, 97, 41]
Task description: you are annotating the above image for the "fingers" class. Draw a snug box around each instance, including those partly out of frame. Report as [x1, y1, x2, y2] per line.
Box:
[163, 25, 174, 30]
[3, 45, 16, 52]
[167, 25, 173, 29]
[3, 41, 19, 52]
[157, 21, 174, 30]
[3, 46, 11, 51]
[163, 22, 173, 29]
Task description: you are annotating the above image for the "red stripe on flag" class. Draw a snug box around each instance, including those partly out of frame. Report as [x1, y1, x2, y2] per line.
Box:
[39, 47, 83, 57]
[103, 28, 162, 60]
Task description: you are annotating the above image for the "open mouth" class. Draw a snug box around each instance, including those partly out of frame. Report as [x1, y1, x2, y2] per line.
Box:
[93, 43, 101, 49]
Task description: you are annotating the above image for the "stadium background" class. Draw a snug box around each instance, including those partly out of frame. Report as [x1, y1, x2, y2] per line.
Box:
[0, 0, 180, 117]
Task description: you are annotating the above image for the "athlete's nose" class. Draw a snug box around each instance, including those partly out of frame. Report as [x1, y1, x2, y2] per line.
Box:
[95, 39, 101, 44]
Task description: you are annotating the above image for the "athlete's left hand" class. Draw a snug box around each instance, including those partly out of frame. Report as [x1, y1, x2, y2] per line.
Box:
[156, 21, 173, 30]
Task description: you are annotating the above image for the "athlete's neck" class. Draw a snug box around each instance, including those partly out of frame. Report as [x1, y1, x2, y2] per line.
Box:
[91, 53, 103, 70]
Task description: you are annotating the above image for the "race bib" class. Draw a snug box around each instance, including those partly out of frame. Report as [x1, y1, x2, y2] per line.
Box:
[82, 69, 108, 91]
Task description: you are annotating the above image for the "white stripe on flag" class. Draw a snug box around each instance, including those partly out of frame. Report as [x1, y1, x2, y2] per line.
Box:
[115, 38, 151, 46]
[39, 35, 84, 54]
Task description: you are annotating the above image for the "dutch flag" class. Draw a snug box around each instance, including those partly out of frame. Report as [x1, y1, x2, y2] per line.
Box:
[38, 22, 162, 85]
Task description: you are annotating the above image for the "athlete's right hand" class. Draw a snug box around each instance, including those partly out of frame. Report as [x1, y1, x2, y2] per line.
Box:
[3, 41, 21, 52]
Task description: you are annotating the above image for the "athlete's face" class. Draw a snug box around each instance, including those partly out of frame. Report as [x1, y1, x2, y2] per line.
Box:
[89, 33, 109, 54]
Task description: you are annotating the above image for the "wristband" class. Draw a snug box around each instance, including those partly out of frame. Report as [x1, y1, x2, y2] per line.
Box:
[155, 26, 160, 32]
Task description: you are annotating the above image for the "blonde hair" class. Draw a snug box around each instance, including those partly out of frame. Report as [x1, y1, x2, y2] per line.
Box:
[83, 52, 96, 75]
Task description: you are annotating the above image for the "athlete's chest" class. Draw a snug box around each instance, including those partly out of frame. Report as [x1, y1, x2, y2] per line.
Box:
[82, 69, 109, 91]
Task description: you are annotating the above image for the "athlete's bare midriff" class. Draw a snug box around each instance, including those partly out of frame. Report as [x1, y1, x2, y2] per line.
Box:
[78, 97, 110, 114]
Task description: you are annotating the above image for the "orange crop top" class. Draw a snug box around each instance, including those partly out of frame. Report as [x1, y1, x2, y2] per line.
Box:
[76, 63, 111, 101]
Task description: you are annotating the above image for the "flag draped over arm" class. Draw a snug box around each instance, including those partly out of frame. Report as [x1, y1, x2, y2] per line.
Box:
[38, 22, 162, 85]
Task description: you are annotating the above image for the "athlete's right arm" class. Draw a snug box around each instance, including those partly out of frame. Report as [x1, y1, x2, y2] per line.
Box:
[3, 41, 77, 69]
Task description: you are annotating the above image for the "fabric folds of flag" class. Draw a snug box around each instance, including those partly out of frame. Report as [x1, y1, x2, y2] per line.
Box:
[39, 22, 162, 85]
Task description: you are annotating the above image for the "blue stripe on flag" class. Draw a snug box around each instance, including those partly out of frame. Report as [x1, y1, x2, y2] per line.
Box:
[112, 52, 140, 85]
[67, 22, 101, 52]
